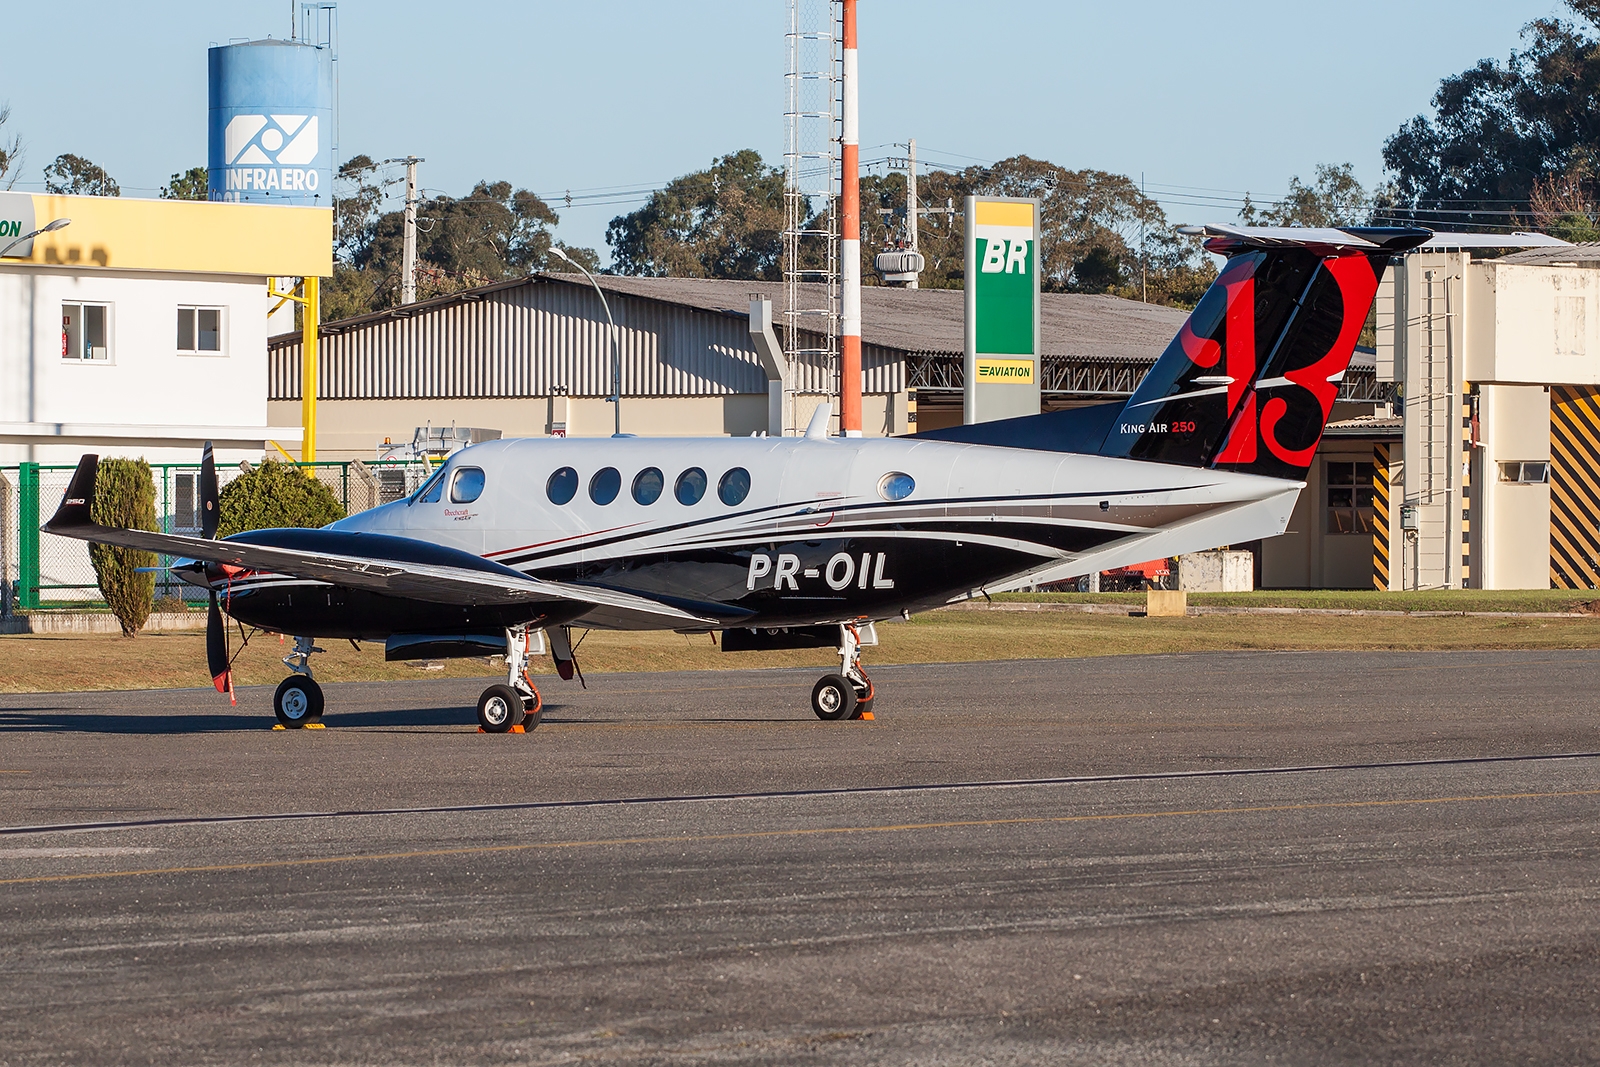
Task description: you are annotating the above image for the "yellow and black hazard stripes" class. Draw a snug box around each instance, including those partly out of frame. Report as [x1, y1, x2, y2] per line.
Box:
[1372, 442, 1391, 590]
[1550, 385, 1600, 589]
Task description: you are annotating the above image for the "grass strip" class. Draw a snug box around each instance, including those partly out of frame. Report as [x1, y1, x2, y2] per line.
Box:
[3, 609, 1600, 693]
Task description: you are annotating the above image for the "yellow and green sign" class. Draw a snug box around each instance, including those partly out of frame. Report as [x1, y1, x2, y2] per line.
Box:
[965, 196, 1040, 422]
[0, 191, 36, 258]
[974, 358, 1034, 383]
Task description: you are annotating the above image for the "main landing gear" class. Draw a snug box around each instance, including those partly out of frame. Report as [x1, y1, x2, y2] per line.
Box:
[811, 623, 875, 722]
[477, 624, 544, 734]
[274, 635, 325, 728]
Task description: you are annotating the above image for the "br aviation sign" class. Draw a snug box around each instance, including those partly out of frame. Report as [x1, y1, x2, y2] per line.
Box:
[964, 196, 1041, 423]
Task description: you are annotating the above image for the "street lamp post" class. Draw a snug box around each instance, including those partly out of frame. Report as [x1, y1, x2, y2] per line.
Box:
[548, 246, 622, 437]
[0, 217, 71, 258]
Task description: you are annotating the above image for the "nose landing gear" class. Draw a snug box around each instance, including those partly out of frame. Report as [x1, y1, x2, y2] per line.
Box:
[477, 624, 544, 734]
[811, 622, 875, 721]
[273, 636, 325, 728]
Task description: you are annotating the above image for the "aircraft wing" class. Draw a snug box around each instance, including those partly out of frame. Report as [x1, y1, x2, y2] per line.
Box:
[42, 455, 715, 627]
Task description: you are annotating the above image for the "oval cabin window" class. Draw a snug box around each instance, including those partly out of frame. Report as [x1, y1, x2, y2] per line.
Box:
[675, 467, 707, 505]
[633, 467, 664, 505]
[590, 467, 621, 505]
[547, 467, 578, 505]
[718, 467, 751, 506]
[878, 472, 915, 501]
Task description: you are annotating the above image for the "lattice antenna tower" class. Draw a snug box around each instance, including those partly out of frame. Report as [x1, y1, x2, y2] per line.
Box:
[783, 0, 841, 402]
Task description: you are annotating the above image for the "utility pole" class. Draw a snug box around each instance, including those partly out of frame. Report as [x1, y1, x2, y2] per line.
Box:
[402, 157, 421, 305]
[905, 138, 919, 288]
[1140, 171, 1148, 304]
[386, 156, 426, 305]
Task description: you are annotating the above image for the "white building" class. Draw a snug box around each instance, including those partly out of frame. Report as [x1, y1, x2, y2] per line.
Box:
[0, 190, 329, 467]
[0, 191, 329, 611]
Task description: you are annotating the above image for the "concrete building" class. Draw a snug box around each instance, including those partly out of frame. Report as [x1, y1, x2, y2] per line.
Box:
[1252, 244, 1600, 591]
[0, 191, 330, 466]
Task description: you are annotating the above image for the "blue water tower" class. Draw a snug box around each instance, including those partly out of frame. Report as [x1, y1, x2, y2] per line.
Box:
[208, 39, 333, 206]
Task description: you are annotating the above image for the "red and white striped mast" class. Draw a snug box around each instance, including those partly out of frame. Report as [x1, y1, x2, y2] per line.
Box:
[838, 0, 863, 436]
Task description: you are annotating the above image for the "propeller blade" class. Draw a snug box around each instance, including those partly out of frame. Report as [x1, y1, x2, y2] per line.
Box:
[200, 440, 219, 540]
[206, 590, 232, 696]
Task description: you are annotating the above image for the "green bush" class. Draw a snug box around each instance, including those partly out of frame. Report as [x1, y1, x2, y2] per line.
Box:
[89, 458, 157, 637]
[218, 461, 346, 537]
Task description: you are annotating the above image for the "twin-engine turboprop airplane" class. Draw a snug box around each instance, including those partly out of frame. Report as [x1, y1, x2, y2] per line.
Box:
[44, 224, 1432, 731]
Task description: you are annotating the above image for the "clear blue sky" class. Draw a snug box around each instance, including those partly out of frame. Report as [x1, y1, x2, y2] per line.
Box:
[1, 0, 1567, 265]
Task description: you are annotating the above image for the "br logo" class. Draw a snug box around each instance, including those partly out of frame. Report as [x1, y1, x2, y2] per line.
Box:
[980, 237, 1029, 274]
[223, 115, 319, 168]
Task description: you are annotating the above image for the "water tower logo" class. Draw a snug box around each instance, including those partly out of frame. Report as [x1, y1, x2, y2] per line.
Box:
[219, 114, 321, 196]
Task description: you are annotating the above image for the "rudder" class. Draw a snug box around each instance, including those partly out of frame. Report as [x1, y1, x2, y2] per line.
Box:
[1098, 225, 1430, 479]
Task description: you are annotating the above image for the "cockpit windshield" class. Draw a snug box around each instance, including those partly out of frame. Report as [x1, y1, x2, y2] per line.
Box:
[409, 464, 448, 505]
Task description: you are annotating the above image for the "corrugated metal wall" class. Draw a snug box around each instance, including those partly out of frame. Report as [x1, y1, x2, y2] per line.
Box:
[270, 279, 903, 400]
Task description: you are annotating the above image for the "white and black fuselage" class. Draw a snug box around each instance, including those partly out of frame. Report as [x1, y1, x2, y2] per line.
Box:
[197, 433, 1299, 641]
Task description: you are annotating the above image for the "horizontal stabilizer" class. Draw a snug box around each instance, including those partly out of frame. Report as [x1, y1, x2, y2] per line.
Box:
[1177, 224, 1433, 253]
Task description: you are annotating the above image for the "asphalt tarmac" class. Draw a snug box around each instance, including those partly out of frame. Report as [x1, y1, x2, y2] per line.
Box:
[2, 650, 1599, 1065]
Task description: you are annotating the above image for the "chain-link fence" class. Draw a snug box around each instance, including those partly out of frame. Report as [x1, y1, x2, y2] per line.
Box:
[0, 458, 436, 613]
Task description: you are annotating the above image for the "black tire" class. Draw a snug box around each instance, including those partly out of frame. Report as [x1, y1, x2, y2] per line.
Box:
[811, 674, 858, 721]
[274, 676, 324, 728]
[477, 684, 526, 733]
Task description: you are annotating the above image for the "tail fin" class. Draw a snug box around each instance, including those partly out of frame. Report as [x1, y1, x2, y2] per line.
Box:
[44, 455, 99, 533]
[911, 225, 1431, 474]
[1098, 225, 1430, 479]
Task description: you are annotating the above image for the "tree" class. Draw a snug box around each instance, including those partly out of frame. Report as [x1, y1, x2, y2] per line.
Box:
[549, 242, 602, 273]
[0, 102, 22, 191]
[856, 154, 1213, 306]
[322, 158, 591, 316]
[43, 153, 119, 196]
[606, 149, 785, 278]
[1240, 163, 1370, 226]
[217, 461, 345, 538]
[356, 180, 566, 302]
[89, 459, 156, 636]
[1382, 1, 1600, 229]
[160, 167, 207, 201]
[1531, 168, 1600, 241]
[333, 155, 384, 263]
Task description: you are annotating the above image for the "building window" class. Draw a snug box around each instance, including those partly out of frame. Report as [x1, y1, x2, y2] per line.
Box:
[1498, 461, 1549, 484]
[62, 302, 110, 361]
[1326, 460, 1376, 534]
[173, 473, 201, 531]
[177, 307, 224, 354]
